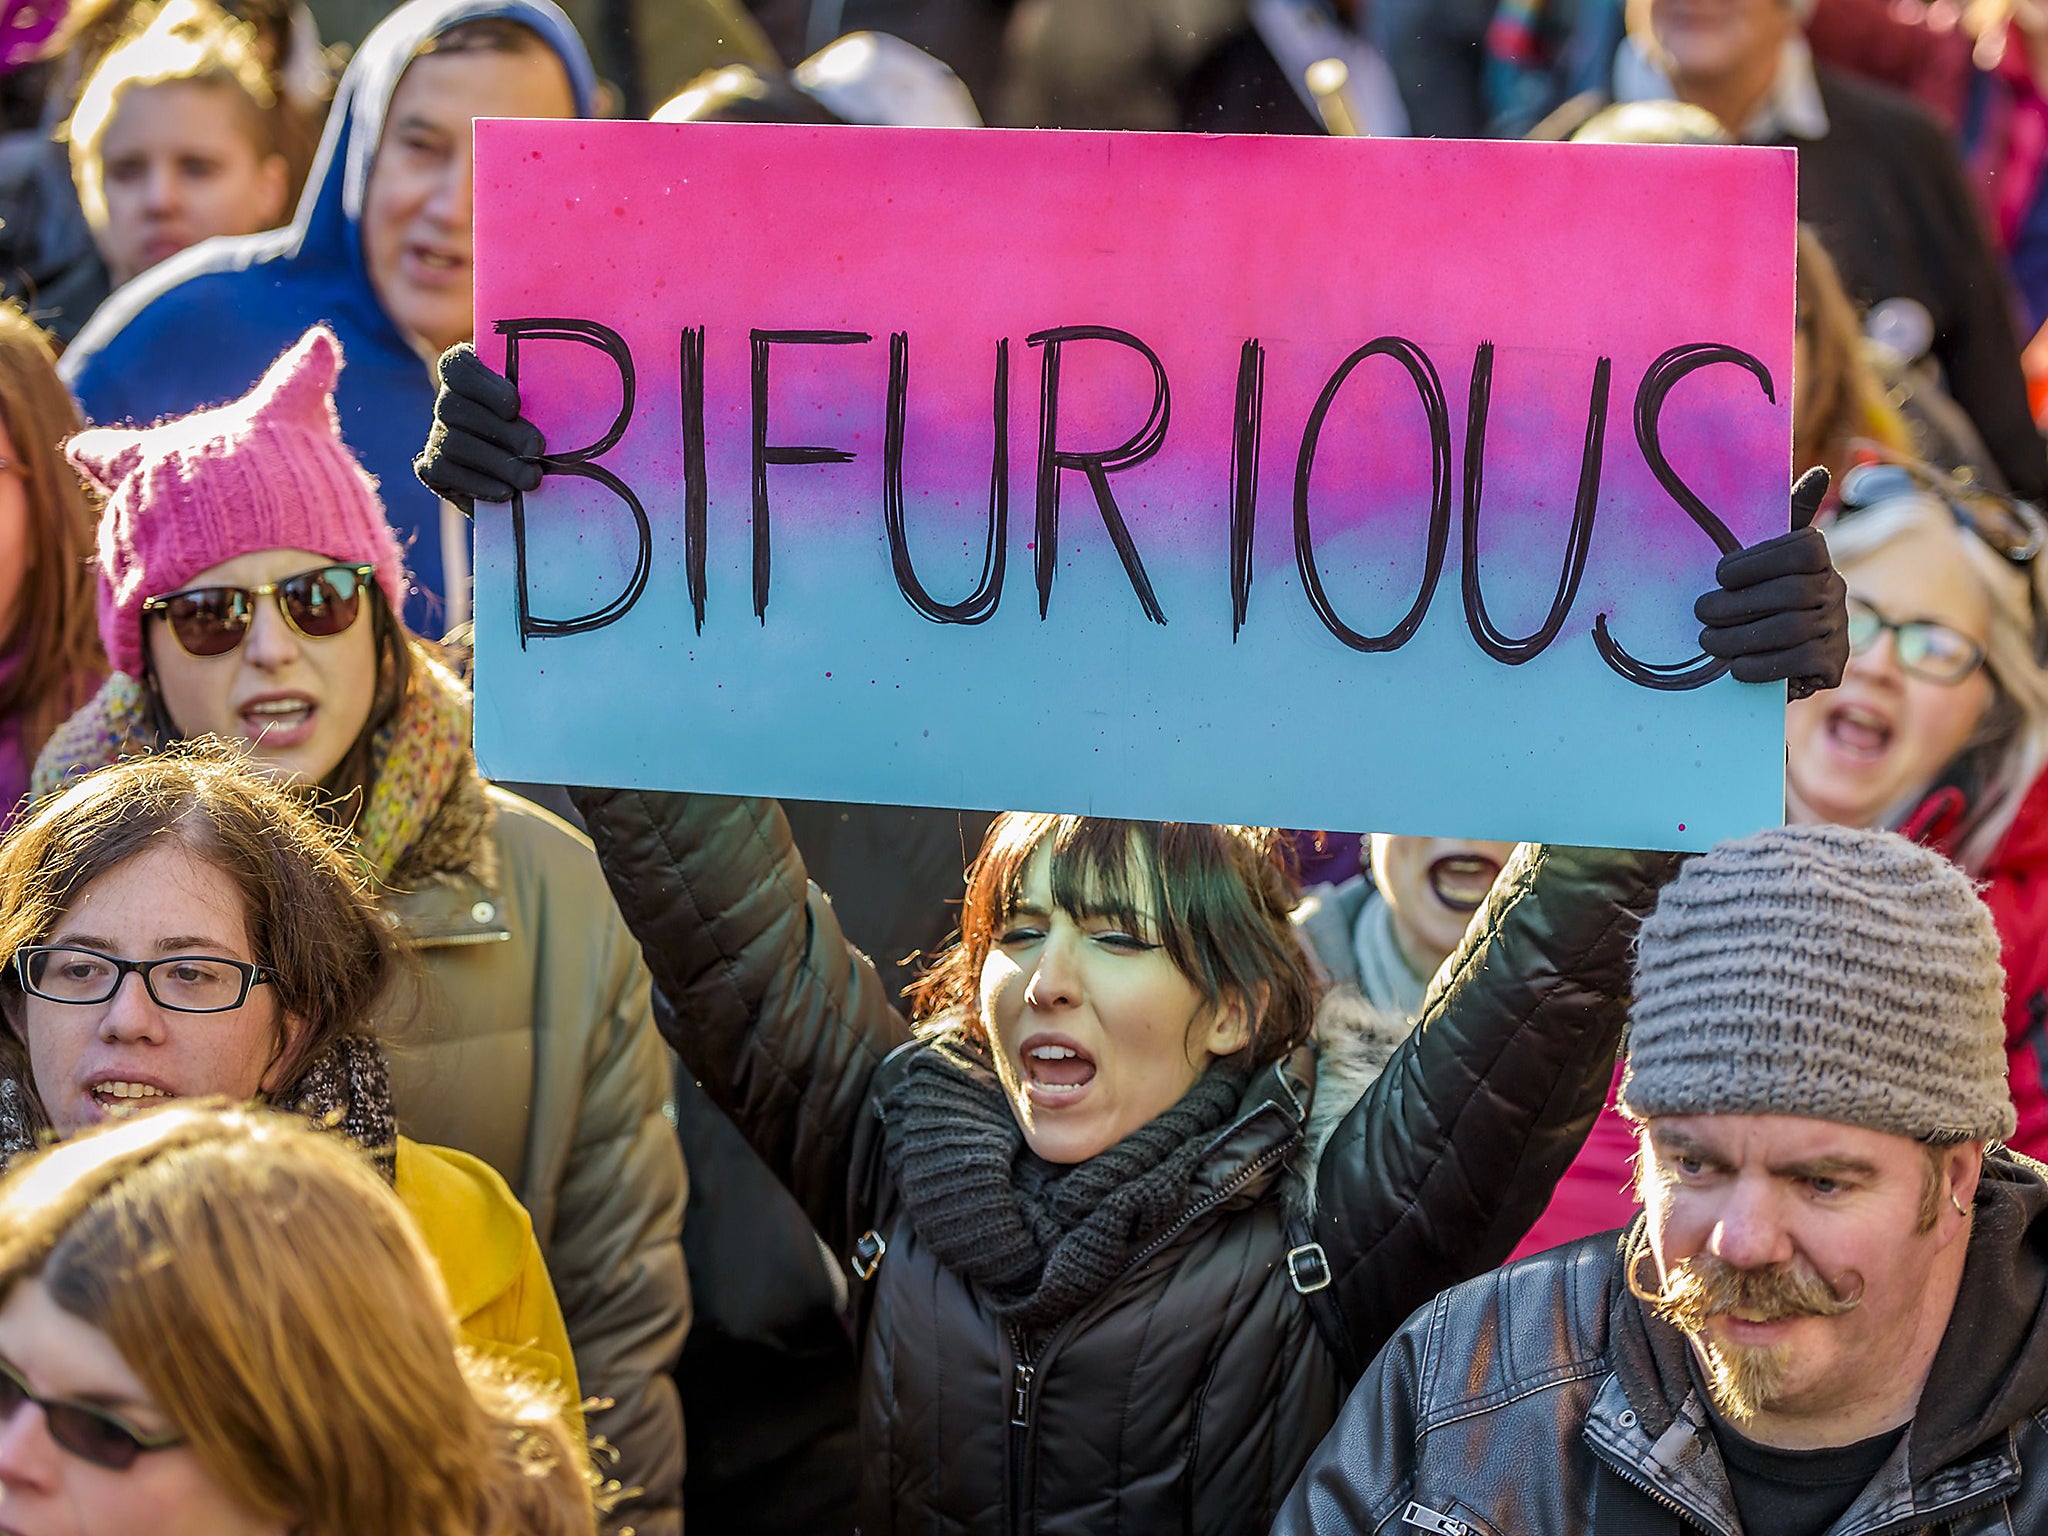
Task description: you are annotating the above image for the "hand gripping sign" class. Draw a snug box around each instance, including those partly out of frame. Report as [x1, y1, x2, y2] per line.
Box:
[472, 121, 1795, 851]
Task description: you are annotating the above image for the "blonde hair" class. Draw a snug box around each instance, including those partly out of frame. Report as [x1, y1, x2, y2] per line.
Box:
[65, 0, 278, 229]
[1823, 492, 2048, 870]
[0, 1103, 595, 1536]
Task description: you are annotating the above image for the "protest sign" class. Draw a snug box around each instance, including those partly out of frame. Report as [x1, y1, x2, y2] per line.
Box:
[472, 121, 1795, 850]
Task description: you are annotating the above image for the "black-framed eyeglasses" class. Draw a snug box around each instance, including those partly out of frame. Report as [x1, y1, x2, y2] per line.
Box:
[1837, 460, 2047, 564]
[0, 1355, 183, 1471]
[1845, 596, 1988, 684]
[140, 563, 377, 659]
[13, 946, 273, 1013]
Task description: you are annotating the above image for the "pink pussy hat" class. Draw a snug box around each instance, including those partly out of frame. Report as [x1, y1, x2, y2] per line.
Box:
[65, 325, 410, 678]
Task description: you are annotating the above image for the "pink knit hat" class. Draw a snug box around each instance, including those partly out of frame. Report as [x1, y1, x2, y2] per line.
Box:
[65, 326, 410, 678]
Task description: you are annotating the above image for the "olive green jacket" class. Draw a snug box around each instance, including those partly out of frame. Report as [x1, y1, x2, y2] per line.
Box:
[381, 780, 687, 1536]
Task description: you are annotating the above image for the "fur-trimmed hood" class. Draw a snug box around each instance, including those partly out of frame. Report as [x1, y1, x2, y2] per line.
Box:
[1301, 985, 1415, 1191]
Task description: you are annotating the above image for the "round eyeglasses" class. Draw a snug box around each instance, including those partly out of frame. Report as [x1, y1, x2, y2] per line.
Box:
[13, 946, 273, 1013]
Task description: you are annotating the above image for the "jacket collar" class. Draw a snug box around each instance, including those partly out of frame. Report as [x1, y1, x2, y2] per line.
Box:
[1592, 1156, 2048, 1531]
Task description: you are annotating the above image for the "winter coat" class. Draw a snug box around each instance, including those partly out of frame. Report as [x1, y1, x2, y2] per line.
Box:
[57, 0, 600, 630]
[381, 777, 687, 1536]
[396, 1134, 582, 1411]
[1900, 769, 2048, 1165]
[568, 786, 1678, 1535]
[1274, 1152, 2048, 1536]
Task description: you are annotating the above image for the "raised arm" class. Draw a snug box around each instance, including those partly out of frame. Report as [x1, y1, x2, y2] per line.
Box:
[569, 786, 913, 1252]
[1311, 843, 1680, 1371]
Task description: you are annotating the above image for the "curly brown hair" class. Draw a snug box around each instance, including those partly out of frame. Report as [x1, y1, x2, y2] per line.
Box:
[0, 743, 401, 1095]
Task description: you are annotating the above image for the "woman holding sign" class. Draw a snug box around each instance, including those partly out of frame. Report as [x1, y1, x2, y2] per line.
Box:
[28, 325, 686, 1536]
[417, 349, 1852, 1533]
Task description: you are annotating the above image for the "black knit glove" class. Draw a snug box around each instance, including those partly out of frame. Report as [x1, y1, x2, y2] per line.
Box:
[413, 343, 543, 516]
[1695, 467, 1847, 700]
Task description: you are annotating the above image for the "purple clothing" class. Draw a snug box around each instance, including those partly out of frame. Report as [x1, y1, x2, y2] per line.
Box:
[0, 647, 29, 832]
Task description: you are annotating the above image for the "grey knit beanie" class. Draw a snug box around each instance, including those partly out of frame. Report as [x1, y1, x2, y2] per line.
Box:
[1621, 824, 2013, 1144]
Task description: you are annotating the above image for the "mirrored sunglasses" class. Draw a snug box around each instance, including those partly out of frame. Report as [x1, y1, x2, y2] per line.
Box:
[140, 564, 376, 659]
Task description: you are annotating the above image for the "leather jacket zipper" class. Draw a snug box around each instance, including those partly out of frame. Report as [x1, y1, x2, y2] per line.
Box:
[1588, 1441, 1734, 1536]
[998, 1128, 1300, 1535]
[1595, 1425, 2014, 1536]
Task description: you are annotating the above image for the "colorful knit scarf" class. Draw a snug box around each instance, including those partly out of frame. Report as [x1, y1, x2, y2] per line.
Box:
[29, 643, 473, 883]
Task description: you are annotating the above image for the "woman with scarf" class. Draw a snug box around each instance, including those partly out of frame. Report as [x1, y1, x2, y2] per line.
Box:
[0, 1101, 592, 1535]
[0, 303, 102, 833]
[0, 747, 579, 1409]
[31, 325, 685, 1535]
[419, 337, 1852, 1533]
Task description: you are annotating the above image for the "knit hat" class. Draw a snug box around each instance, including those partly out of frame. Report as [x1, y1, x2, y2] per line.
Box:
[65, 326, 409, 678]
[1620, 824, 2013, 1144]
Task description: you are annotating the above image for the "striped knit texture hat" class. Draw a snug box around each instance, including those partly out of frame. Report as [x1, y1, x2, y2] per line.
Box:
[1621, 824, 2013, 1144]
[65, 325, 408, 677]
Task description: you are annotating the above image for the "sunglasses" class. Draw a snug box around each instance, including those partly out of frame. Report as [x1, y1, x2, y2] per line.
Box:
[0, 1355, 183, 1471]
[1837, 461, 2046, 564]
[141, 564, 376, 659]
[1845, 596, 1987, 684]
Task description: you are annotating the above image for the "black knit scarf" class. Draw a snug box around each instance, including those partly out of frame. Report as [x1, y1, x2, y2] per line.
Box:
[881, 1035, 1249, 1331]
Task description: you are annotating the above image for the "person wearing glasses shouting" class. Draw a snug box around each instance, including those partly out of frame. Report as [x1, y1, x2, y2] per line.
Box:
[26, 326, 687, 1536]
[1783, 457, 2048, 1160]
[0, 1100, 596, 1535]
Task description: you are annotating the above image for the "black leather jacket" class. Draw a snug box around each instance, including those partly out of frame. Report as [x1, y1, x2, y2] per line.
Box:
[571, 788, 1678, 1535]
[1275, 1154, 2048, 1536]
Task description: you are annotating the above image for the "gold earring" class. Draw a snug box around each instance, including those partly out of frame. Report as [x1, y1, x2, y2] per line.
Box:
[1951, 1191, 1970, 1218]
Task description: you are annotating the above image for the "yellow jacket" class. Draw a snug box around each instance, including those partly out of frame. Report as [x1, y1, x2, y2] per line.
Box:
[395, 1135, 582, 1430]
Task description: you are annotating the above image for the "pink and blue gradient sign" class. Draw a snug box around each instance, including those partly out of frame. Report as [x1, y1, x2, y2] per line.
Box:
[472, 120, 1796, 850]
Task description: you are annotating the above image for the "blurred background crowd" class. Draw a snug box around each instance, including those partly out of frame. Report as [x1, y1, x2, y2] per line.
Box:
[4, 1, 2048, 1533]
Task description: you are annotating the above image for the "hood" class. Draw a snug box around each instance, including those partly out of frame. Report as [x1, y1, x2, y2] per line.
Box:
[291, 0, 597, 284]
[1911, 1151, 2048, 1474]
[61, 0, 597, 380]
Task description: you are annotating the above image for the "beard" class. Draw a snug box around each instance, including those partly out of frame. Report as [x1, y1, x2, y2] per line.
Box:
[1630, 1250, 1863, 1423]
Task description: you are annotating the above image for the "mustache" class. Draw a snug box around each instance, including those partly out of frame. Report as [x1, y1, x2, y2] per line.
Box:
[1628, 1248, 1864, 1332]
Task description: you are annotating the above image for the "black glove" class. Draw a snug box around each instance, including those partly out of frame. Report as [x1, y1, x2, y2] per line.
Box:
[1695, 466, 1848, 701]
[413, 343, 544, 516]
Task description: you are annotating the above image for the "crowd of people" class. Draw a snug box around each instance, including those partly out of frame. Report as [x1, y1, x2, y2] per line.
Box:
[0, 0, 2044, 1532]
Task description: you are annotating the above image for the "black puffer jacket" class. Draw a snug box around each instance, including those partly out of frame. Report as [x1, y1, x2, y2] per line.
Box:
[571, 788, 1677, 1535]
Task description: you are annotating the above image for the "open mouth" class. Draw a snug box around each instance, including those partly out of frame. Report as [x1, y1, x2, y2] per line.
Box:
[90, 1080, 174, 1117]
[1825, 703, 1893, 762]
[240, 696, 316, 745]
[407, 244, 468, 280]
[1428, 854, 1503, 913]
[1021, 1038, 1097, 1104]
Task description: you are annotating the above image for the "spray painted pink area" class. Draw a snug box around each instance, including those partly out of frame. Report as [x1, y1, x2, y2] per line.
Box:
[473, 120, 1796, 849]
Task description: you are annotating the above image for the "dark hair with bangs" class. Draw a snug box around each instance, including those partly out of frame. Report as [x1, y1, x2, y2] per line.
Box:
[912, 814, 1318, 1068]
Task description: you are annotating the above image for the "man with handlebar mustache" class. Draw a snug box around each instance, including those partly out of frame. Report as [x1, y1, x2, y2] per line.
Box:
[1274, 822, 2048, 1536]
